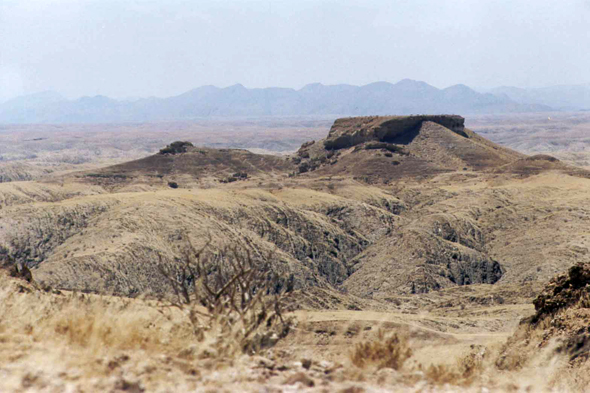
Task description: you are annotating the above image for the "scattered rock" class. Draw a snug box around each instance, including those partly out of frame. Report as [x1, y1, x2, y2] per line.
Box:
[298, 162, 310, 173]
[283, 372, 315, 387]
[301, 358, 312, 370]
[107, 354, 130, 370]
[177, 344, 200, 359]
[114, 378, 144, 393]
[9, 263, 33, 283]
[254, 356, 276, 370]
[339, 386, 366, 393]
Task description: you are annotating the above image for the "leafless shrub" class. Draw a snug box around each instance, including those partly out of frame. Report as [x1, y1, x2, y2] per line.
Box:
[425, 348, 485, 386]
[157, 241, 294, 357]
[349, 330, 411, 370]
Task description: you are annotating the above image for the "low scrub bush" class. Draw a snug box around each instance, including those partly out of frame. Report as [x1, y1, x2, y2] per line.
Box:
[349, 330, 411, 370]
[157, 242, 294, 357]
[424, 350, 484, 386]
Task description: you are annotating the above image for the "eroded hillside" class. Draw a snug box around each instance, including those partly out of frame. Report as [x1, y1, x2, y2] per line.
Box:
[2, 116, 590, 305]
[3, 115, 590, 391]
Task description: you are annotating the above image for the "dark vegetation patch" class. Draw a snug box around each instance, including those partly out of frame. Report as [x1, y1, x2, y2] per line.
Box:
[526, 154, 560, 162]
[232, 172, 248, 179]
[220, 172, 248, 183]
[85, 173, 129, 180]
[361, 142, 408, 155]
[159, 141, 194, 155]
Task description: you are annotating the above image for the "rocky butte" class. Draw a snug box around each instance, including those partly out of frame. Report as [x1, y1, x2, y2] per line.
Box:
[323, 115, 466, 150]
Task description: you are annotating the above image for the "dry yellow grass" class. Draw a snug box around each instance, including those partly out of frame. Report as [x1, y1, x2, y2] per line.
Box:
[0, 272, 191, 351]
[3, 115, 590, 391]
[349, 330, 412, 370]
[3, 173, 590, 390]
[1, 270, 589, 392]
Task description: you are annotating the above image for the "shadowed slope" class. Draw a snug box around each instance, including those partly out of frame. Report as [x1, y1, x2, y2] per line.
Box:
[294, 116, 524, 182]
[5, 115, 590, 301]
[78, 146, 295, 189]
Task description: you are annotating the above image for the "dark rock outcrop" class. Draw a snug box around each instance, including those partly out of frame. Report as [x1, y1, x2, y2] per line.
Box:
[533, 262, 590, 320]
[496, 263, 590, 370]
[292, 115, 523, 181]
[159, 141, 194, 155]
[323, 115, 465, 150]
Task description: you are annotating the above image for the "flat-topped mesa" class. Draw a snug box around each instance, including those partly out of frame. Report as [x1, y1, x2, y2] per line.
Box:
[324, 115, 465, 150]
[293, 114, 529, 179]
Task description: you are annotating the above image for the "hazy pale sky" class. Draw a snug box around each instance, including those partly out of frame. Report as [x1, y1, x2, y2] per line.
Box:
[1, 0, 589, 102]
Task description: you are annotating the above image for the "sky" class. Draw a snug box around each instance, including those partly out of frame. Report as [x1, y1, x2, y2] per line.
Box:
[1, 0, 589, 102]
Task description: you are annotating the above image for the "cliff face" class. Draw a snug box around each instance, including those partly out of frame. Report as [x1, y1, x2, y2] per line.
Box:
[324, 115, 465, 150]
[293, 114, 504, 179]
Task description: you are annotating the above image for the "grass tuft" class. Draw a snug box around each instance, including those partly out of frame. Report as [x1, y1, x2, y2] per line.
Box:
[349, 329, 411, 370]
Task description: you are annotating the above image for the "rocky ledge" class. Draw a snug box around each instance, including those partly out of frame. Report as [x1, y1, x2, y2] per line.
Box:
[323, 115, 465, 150]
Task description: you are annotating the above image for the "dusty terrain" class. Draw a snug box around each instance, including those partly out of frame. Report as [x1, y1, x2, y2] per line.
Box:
[0, 119, 331, 182]
[468, 112, 590, 169]
[1, 114, 590, 391]
[2, 112, 590, 181]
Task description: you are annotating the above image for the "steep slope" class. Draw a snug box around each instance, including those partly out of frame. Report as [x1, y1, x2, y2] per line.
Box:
[495, 263, 590, 390]
[294, 115, 524, 182]
[340, 170, 590, 298]
[1, 185, 404, 296]
[3, 115, 590, 303]
[343, 212, 503, 297]
[4, 116, 590, 392]
[75, 115, 532, 190]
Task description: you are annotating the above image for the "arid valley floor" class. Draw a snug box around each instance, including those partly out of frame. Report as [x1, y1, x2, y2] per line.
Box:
[2, 114, 590, 392]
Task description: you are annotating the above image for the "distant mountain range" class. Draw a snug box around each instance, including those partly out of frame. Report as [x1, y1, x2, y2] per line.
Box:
[2, 79, 589, 124]
[485, 84, 590, 111]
